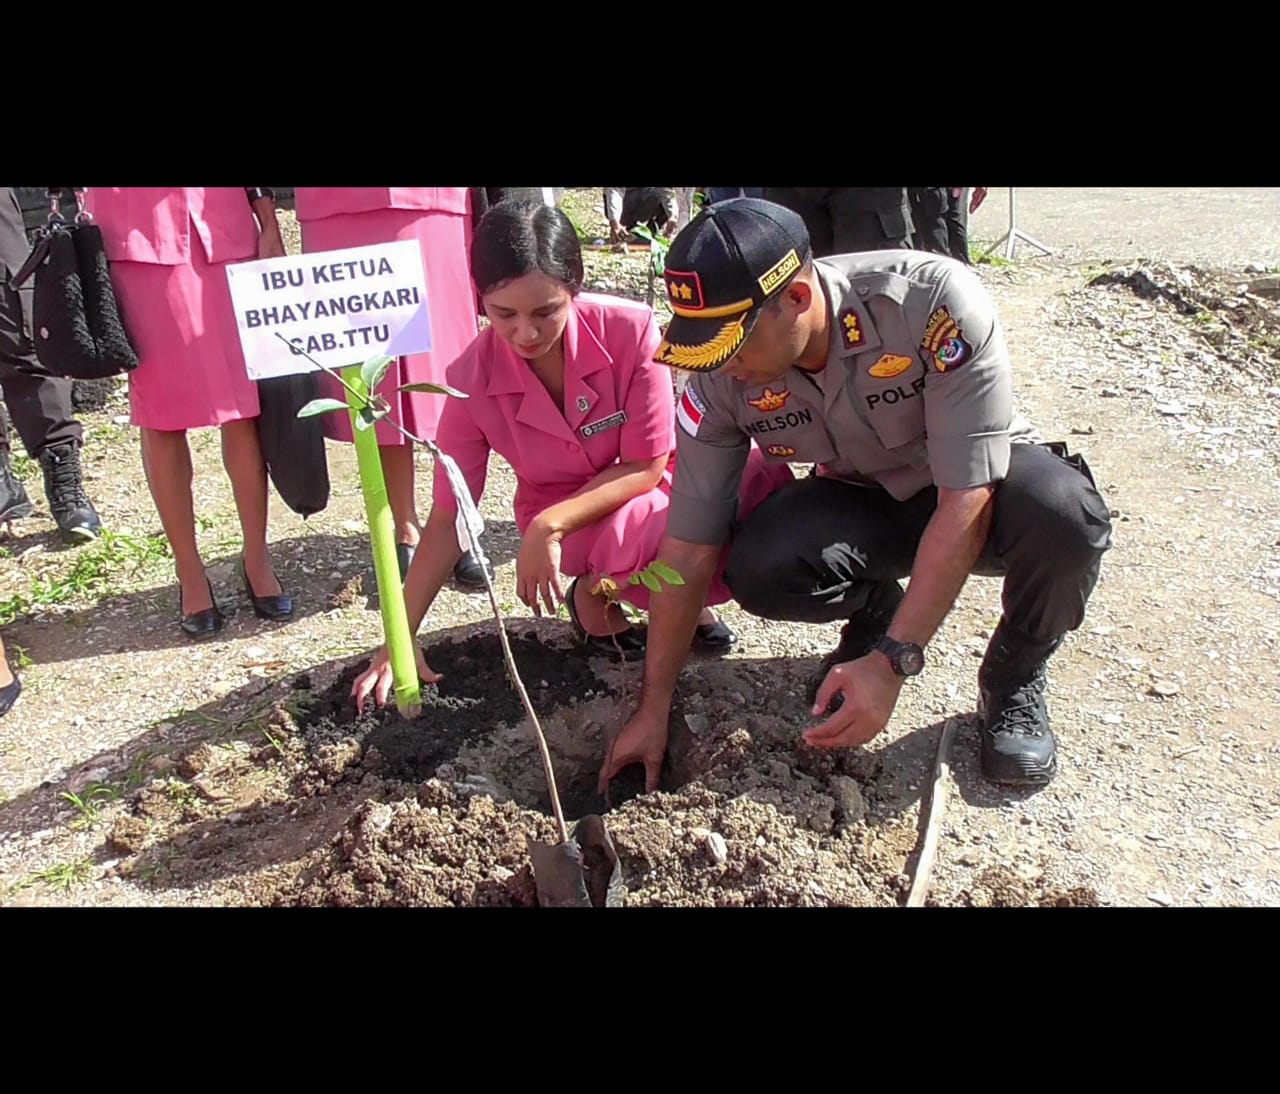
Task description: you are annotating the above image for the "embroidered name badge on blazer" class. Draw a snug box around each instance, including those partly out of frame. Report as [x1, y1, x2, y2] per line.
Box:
[581, 410, 628, 437]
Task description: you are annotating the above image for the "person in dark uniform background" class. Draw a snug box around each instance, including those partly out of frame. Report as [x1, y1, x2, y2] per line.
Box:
[910, 187, 989, 264]
[1, 187, 102, 540]
[599, 197, 1113, 795]
[764, 187, 914, 257]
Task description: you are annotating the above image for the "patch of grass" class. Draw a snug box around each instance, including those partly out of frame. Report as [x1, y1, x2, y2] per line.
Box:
[163, 779, 199, 806]
[0, 528, 172, 625]
[60, 782, 123, 831]
[89, 422, 130, 445]
[971, 241, 1014, 268]
[21, 858, 94, 892]
[8, 643, 32, 671]
[10, 453, 36, 481]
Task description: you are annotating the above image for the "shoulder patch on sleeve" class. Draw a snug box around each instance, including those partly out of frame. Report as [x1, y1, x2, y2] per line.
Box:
[676, 382, 707, 437]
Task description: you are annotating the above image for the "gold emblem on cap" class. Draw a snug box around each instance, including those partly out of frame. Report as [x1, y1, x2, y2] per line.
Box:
[655, 319, 747, 371]
[758, 248, 801, 297]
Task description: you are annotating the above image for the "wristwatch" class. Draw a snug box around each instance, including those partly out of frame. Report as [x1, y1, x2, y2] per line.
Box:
[875, 636, 925, 677]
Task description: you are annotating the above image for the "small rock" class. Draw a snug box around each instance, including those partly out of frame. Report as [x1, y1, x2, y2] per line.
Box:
[1070, 424, 1095, 435]
[706, 832, 728, 865]
[1156, 402, 1187, 416]
[683, 713, 709, 734]
[829, 776, 867, 824]
[245, 646, 267, 659]
[1247, 275, 1280, 298]
[767, 760, 793, 784]
[1148, 892, 1174, 907]
[1149, 681, 1180, 698]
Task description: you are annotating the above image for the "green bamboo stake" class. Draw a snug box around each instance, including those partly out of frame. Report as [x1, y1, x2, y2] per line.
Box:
[342, 363, 421, 719]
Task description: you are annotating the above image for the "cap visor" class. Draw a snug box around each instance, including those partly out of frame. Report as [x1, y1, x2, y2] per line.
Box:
[654, 308, 762, 372]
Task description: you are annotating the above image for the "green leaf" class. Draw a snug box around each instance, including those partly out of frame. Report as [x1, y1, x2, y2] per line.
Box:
[296, 397, 350, 418]
[628, 573, 642, 585]
[639, 570, 662, 593]
[361, 354, 394, 392]
[354, 406, 377, 431]
[619, 601, 645, 625]
[398, 381, 469, 399]
[647, 561, 685, 586]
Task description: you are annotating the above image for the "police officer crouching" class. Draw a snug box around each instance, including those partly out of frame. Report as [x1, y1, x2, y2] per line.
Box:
[598, 197, 1113, 794]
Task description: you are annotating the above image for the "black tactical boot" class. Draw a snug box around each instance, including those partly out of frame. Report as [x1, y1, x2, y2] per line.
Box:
[977, 621, 1063, 786]
[807, 581, 905, 709]
[0, 447, 33, 526]
[39, 442, 102, 541]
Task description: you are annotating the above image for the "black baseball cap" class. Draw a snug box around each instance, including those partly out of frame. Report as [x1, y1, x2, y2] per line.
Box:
[654, 197, 812, 372]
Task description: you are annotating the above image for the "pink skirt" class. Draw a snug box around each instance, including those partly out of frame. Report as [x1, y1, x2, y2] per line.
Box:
[558, 448, 796, 609]
[111, 245, 260, 431]
[300, 207, 479, 446]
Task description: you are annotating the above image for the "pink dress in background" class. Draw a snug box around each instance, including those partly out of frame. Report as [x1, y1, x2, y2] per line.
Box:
[294, 187, 479, 446]
[83, 187, 261, 432]
[432, 293, 793, 608]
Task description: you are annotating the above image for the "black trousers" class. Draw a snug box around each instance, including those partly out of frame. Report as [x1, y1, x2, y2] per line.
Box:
[764, 187, 914, 257]
[723, 443, 1113, 646]
[943, 188, 970, 264]
[908, 187, 950, 255]
[1, 189, 81, 459]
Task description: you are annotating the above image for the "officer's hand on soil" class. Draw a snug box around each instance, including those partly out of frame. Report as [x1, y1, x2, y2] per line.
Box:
[608, 220, 627, 244]
[663, 217, 678, 238]
[599, 708, 668, 794]
[803, 653, 903, 751]
[516, 526, 564, 618]
[352, 643, 441, 713]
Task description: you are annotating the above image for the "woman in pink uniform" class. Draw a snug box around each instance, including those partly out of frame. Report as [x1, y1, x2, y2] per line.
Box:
[84, 187, 293, 639]
[293, 188, 487, 588]
[352, 198, 792, 711]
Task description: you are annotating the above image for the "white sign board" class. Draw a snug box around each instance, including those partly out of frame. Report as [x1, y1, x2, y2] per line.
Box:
[226, 240, 433, 380]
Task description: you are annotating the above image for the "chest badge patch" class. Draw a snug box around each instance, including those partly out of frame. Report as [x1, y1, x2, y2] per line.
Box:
[581, 410, 627, 437]
[747, 386, 790, 412]
[766, 444, 796, 458]
[839, 307, 864, 349]
[869, 353, 913, 379]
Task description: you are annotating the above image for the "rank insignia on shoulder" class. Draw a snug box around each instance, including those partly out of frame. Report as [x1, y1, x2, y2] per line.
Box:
[839, 307, 864, 349]
[766, 444, 797, 458]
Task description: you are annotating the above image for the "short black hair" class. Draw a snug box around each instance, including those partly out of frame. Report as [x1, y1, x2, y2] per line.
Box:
[471, 198, 585, 298]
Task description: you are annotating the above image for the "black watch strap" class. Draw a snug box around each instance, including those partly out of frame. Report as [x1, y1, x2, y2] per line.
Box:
[875, 636, 925, 677]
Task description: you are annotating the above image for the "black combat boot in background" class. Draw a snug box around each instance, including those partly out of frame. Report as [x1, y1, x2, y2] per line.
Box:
[39, 441, 102, 541]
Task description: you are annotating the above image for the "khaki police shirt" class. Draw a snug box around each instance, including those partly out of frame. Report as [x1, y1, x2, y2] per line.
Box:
[667, 251, 1040, 545]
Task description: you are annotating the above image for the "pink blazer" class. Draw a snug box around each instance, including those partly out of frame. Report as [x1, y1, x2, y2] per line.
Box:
[432, 294, 673, 532]
[293, 188, 471, 222]
[82, 188, 259, 266]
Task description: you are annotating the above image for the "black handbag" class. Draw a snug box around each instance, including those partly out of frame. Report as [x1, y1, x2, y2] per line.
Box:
[10, 188, 140, 380]
[255, 370, 331, 518]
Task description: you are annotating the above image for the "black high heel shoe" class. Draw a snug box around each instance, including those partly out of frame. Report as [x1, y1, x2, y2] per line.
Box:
[238, 556, 294, 621]
[564, 577, 647, 661]
[180, 578, 225, 640]
[692, 616, 738, 655]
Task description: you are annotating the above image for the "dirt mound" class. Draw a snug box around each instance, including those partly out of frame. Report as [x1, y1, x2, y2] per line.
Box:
[197, 629, 952, 907]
